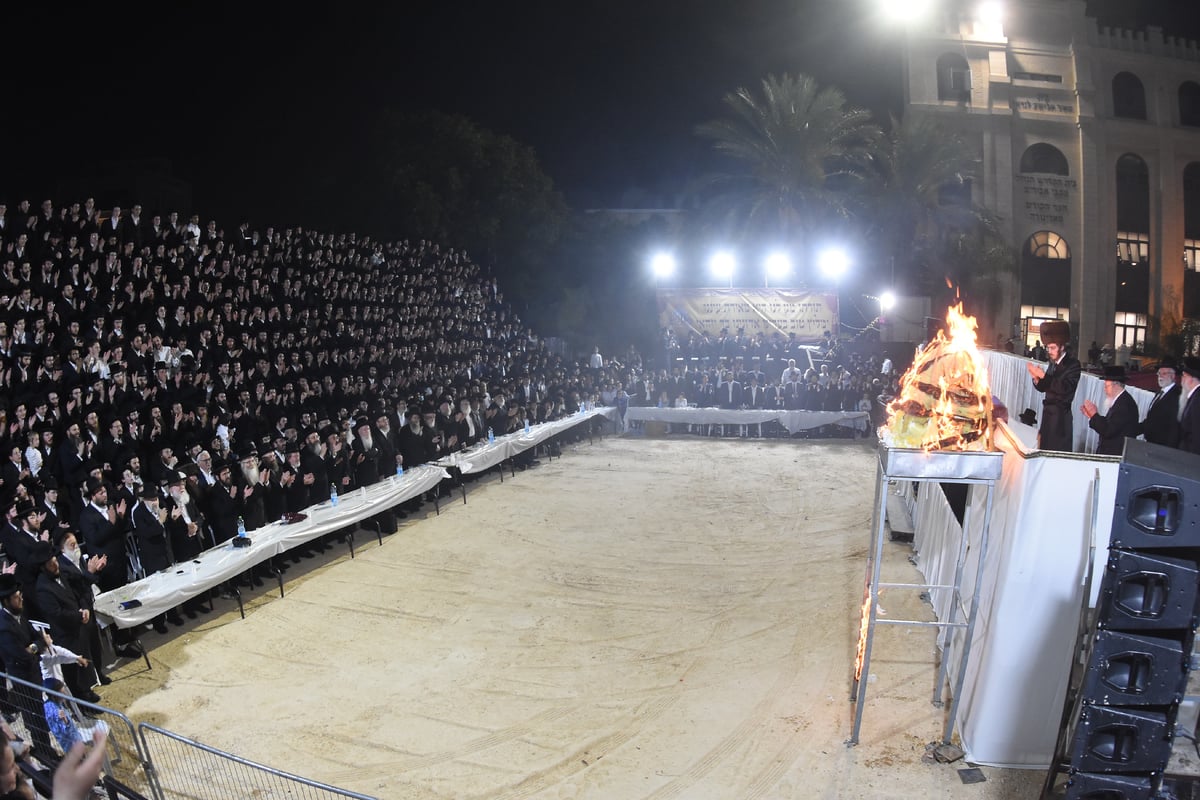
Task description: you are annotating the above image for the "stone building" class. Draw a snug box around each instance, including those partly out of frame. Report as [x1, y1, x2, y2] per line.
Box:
[902, 0, 1200, 357]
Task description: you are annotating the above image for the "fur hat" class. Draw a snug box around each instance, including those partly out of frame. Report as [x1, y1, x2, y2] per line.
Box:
[1038, 320, 1070, 348]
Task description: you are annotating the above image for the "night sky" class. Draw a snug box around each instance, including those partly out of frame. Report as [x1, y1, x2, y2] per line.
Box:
[6, 1, 1200, 228]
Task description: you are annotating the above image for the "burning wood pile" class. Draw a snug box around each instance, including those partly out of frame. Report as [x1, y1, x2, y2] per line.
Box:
[882, 302, 994, 451]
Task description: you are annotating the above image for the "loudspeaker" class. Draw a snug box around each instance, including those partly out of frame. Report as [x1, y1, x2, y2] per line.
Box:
[1096, 550, 1200, 633]
[1067, 705, 1171, 774]
[1063, 772, 1154, 800]
[1111, 440, 1200, 551]
[1079, 630, 1189, 707]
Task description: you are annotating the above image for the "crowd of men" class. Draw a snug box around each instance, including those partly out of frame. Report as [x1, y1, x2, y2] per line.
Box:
[0, 197, 646, 729]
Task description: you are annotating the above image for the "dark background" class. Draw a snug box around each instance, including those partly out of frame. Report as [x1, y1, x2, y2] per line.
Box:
[5, 1, 1199, 230]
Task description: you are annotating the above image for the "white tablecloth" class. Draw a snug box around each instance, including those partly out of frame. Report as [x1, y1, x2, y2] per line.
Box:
[96, 408, 620, 628]
[622, 406, 869, 433]
[434, 407, 618, 474]
[912, 422, 1119, 767]
[95, 465, 449, 628]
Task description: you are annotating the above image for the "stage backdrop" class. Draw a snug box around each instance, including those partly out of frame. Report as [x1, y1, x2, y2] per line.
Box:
[657, 288, 838, 344]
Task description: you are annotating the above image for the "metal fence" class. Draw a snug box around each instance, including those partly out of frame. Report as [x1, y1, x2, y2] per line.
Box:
[137, 724, 377, 800]
[1, 671, 375, 800]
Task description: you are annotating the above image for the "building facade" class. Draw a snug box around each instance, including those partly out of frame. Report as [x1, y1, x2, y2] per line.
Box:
[903, 0, 1200, 357]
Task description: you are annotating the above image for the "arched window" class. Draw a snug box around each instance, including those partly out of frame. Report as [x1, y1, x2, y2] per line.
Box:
[1180, 82, 1200, 127]
[1184, 164, 1200, 319]
[936, 54, 971, 102]
[1115, 154, 1150, 314]
[1112, 72, 1147, 120]
[1019, 143, 1070, 176]
[1021, 230, 1071, 311]
[1028, 230, 1070, 260]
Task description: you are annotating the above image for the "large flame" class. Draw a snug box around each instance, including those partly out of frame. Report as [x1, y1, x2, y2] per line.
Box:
[882, 303, 994, 451]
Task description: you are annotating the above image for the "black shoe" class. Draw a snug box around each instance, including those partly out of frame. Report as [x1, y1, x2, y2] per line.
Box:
[166, 613, 185, 626]
[79, 690, 102, 704]
[153, 621, 168, 635]
[96, 674, 112, 686]
[115, 646, 141, 659]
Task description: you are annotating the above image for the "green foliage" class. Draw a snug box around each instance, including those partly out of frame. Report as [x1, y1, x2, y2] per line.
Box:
[366, 110, 568, 287]
[692, 73, 881, 250]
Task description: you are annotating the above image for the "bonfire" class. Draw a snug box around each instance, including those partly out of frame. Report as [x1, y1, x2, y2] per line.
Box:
[882, 302, 994, 451]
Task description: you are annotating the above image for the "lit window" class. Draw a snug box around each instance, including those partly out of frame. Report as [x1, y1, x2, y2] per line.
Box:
[1029, 231, 1070, 259]
[1116, 232, 1150, 264]
[1185, 239, 1200, 271]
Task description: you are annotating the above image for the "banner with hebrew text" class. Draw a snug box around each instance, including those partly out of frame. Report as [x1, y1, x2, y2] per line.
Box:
[656, 289, 838, 343]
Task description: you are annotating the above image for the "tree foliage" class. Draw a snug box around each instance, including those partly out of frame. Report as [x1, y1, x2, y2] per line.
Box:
[365, 110, 568, 289]
[692, 73, 881, 247]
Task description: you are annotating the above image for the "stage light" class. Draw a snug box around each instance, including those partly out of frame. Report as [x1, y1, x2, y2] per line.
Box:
[817, 247, 850, 280]
[977, 1, 1003, 26]
[764, 251, 792, 285]
[880, 0, 932, 23]
[880, 291, 896, 311]
[651, 252, 676, 279]
[710, 251, 736, 286]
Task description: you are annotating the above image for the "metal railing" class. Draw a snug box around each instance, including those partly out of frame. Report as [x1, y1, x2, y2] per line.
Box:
[3, 670, 153, 798]
[1, 671, 375, 800]
[137, 724, 377, 800]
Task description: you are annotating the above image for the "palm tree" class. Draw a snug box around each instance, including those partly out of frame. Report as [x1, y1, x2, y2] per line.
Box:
[693, 73, 881, 268]
[863, 114, 1002, 294]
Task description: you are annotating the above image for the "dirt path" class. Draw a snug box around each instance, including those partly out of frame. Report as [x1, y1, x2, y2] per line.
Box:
[103, 436, 1042, 799]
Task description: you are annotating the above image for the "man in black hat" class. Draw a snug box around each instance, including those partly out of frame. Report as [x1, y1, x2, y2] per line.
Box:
[1137, 363, 1181, 448]
[1178, 356, 1200, 455]
[0, 574, 56, 760]
[77, 477, 128, 592]
[1025, 320, 1081, 452]
[1081, 366, 1139, 457]
[32, 540, 100, 702]
[2, 501, 48, 602]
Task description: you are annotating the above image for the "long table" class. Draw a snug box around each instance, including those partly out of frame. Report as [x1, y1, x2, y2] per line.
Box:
[95, 407, 620, 629]
[621, 406, 869, 433]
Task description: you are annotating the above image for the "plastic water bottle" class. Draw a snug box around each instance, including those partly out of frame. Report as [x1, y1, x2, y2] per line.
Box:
[237, 516, 247, 538]
[329, 484, 338, 506]
[524, 419, 531, 435]
[487, 429, 495, 444]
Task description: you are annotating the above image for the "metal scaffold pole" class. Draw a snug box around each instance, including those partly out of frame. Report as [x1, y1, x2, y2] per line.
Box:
[848, 445, 1003, 747]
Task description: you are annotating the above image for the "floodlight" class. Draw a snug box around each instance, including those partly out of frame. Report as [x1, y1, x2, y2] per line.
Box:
[710, 251, 736, 283]
[880, 0, 932, 23]
[977, 1, 1003, 26]
[880, 291, 897, 311]
[651, 252, 676, 279]
[817, 247, 850, 279]
[765, 251, 792, 281]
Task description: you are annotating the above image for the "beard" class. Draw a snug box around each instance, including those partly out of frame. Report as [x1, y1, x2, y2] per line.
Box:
[359, 433, 374, 450]
[242, 465, 261, 484]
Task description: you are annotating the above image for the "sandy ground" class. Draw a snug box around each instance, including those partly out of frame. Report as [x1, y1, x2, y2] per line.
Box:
[102, 434, 1044, 799]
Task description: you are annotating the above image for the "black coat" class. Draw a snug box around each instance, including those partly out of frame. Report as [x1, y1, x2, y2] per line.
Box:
[1180, 387, 1200, 455]
[1088, 391, 1139, 457]
[1033, 355, 1081, 452]
[132, 501, 173, 574]
[1139, 384, 1181, 448]
[36, 570, 86, 653]
[78, 504, 128, 592]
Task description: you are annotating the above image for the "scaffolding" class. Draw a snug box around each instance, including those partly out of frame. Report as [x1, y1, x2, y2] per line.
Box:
[848, 445, 1003, 746]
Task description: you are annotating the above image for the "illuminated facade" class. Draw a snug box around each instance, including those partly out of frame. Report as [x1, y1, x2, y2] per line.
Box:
[902, 0, 1200, 355]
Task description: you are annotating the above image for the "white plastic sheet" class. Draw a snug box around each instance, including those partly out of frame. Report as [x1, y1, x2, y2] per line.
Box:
[912, 423, 1119, 767]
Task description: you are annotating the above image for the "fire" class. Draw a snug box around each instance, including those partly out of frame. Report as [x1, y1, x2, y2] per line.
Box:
[883, 302, 993, 451]
[854, 583, 872, 682]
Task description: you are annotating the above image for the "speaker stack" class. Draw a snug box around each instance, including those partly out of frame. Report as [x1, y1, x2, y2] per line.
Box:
[1047, 439, 1200, 800]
